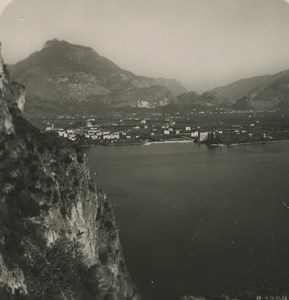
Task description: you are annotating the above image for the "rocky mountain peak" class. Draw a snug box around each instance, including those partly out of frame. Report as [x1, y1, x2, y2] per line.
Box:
[8, 39, 188, 116]
[43, 39, 96, 55]
[43, 38, 65, 48]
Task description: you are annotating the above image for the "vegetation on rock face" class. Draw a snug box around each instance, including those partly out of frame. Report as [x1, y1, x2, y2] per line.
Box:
[0, 234, 101, 300]
[22, 232, 100, 300]
[0, 47, 139, 299]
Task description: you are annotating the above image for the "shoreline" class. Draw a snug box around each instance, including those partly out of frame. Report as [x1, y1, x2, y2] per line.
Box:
[144, 140, 193, 146]
[80, 138, 289, 148]
[79, 142, 144, 148]
[208, 139, 289, 147]
[80, 139, 194, 147]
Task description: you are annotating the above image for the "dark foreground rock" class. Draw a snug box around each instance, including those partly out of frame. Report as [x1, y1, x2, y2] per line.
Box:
[0, 45, 139, 300]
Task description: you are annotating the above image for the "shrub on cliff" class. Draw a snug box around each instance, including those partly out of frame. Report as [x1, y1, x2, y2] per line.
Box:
[23, 233, 99, 300]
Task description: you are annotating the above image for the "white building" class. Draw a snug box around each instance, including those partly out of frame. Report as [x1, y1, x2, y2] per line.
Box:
[57, 131, 66, 137]
[103, 134, 113, 140]
[191, 131, 198, 138]
[199, 132, 208, 141]
[112, 132, 120, 139]
[68, 135, 76, 141]
[103, 133, 120, 140]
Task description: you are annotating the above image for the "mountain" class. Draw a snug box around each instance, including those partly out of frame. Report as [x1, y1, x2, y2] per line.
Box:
[204, 75, 273, 104]
[9, 39, 186, 115]
[174, 75, 274, 108]
[0, 47, 139, 299]
[246, 71, 289, 110]
[231, 97, 252, 111]
[175, 91, 201, 106]
[175, 90, 229, 109]
[205, 69, 289, 109]
[154, 77, 187, 96]
[175, 68, 289, 110]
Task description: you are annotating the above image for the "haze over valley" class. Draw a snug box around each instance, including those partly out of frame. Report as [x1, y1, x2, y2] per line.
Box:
[5, 38, 289, 118]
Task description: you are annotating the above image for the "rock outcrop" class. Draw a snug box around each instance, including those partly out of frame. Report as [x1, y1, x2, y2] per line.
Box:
[0, 45, 139, 299]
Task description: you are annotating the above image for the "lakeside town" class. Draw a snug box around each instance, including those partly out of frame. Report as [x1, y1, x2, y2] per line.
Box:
[40, 109, 289, 147]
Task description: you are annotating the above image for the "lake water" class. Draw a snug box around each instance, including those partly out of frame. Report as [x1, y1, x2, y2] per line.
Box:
[85, 142, 289, 300]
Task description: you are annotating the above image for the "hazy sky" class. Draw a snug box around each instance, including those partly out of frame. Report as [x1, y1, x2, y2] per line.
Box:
[1, 0, 289, 92]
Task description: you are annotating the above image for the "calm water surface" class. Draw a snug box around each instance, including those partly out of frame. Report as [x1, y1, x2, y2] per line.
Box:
[85, 142, 289, 300]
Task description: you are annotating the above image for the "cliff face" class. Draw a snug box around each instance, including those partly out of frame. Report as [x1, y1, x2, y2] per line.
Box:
[0, 48, 139, 299]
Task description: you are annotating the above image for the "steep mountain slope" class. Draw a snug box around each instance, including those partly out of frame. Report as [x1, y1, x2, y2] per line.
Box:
[154, 77, 187, 97]
[9, 39, 186, 114]
[175, 68, 289, 110]
[247, 72, 289, 110]
[175, 90, 229, 108]
[175, 91, 201, 106]
[205, 69, 289, 109]
[0, 48, 139, 299]
[205, 75, 273, 104]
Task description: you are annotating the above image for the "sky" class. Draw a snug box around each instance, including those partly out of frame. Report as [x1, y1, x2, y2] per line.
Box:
[1, 0, 289, 92]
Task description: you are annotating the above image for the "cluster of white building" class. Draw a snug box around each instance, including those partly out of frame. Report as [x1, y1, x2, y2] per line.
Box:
[161, 124, 209, 142]
[45, 125, 78, 141]
[45, 121, 122, 142]
[45, 117, 212, 143]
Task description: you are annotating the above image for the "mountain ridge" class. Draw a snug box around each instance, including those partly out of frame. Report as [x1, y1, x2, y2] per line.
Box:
[203, 68, 289, 109]
[9, 39, 187, 115]
[175, 68, 289, 110]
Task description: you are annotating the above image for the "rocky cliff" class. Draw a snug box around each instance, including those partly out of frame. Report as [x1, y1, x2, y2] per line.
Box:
[0, 46, 139, 299]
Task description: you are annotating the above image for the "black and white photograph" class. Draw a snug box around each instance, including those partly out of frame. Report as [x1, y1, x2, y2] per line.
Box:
[1, 0, 289, 299]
